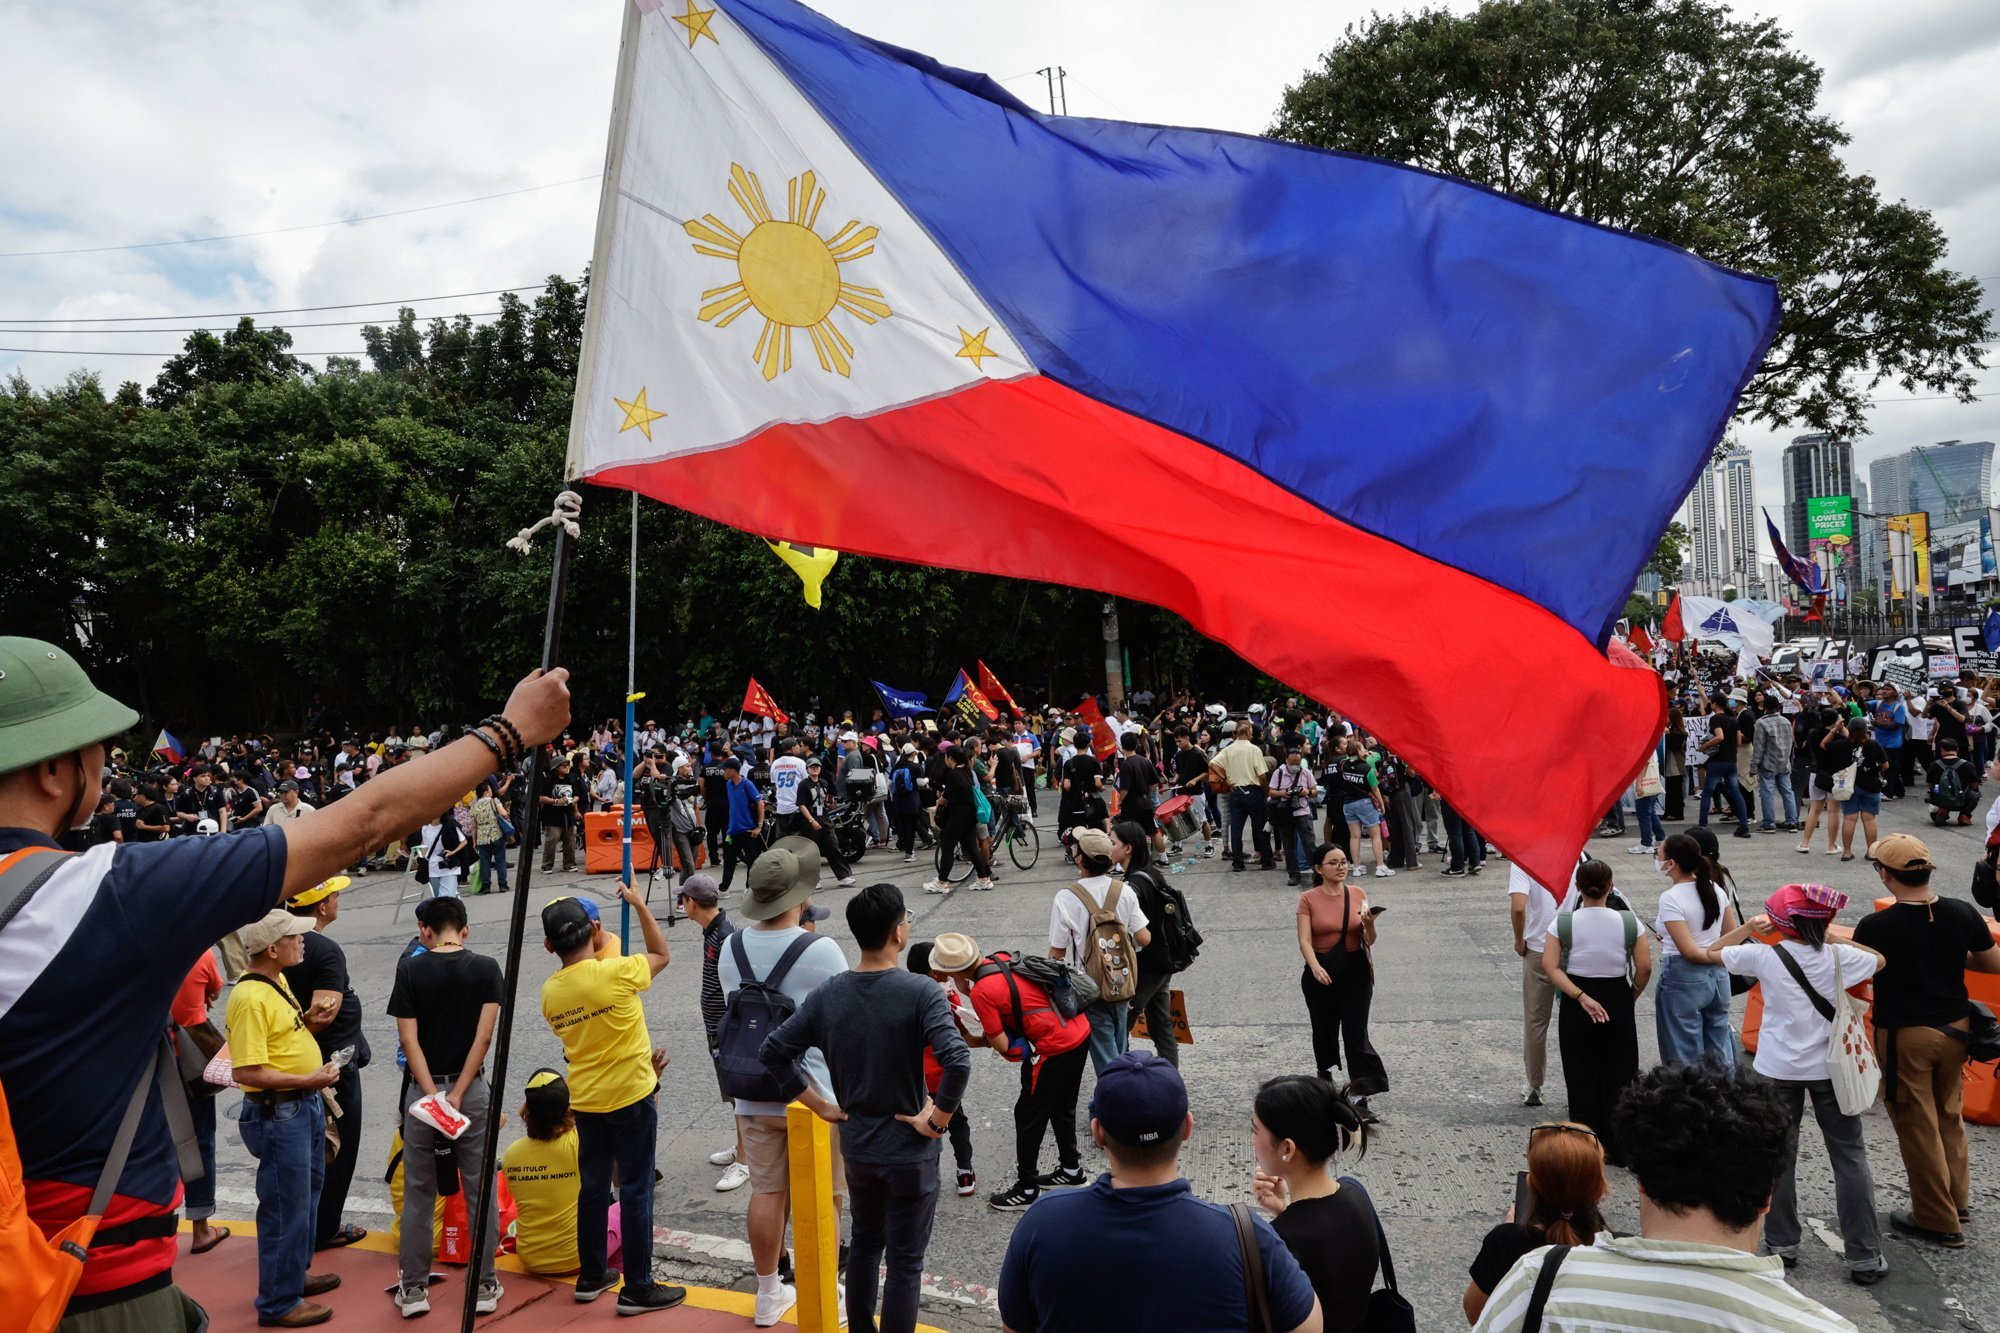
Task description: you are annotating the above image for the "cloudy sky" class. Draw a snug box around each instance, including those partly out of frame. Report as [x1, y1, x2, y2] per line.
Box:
[3, 0, 1994, 538]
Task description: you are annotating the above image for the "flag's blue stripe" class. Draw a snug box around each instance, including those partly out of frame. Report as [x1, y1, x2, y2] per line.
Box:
[715, 0, 1780, 646]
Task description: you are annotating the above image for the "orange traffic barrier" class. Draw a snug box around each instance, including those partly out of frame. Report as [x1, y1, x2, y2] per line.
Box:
[583, 807, 661, 874]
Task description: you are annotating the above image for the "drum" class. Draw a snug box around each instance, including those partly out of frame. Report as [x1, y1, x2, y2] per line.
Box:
[1157, 794, 1199, 842]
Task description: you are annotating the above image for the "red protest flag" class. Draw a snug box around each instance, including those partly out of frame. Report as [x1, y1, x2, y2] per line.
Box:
[1074, 698, 1119, 760]
[1627, 623, 1653, 655]
[1662, 594, 1684, 644]
[742, 676, 789, 725]
[977, 660, 1022, 718]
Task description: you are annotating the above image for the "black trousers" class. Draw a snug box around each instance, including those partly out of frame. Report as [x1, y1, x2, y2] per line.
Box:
[316, 1064, 362, 1246]
[937, 809, 990, 881]
[843, 1157, 941, 1333]
[719, 831, 761, 891]
[945, 1108, 973, 1172]
[1300, 947, 1388, 1095]
[1664, 772, 1686, 821]
[1128, 968, 1179, 1067]
[704, 809, 728, 863]
[779, 811, 851, 879]
[1015, 1044, 1086, 1188]
[1557, 974, 1639, 1167]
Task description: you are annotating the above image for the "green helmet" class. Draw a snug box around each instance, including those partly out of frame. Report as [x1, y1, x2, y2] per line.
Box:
[0, 638, 139, 775]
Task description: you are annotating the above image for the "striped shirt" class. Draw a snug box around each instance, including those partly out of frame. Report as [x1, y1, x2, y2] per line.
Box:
[1472, 1237, 1858, 1333]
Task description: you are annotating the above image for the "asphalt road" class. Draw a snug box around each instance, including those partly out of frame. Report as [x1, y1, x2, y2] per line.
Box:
[201, 792, 2000, 1331]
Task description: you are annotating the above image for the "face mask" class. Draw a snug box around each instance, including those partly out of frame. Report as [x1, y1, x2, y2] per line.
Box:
[1655, 856, 1672, 881]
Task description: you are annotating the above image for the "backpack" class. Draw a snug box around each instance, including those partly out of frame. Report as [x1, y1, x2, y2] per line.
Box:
[978, 953, 1097, 1032]
[0, 848, 198, 1333]
[891, 765, 915, 797]
[1063, 880, 1140, 1003]
[714, 932, 820, 1102]
[1935, 760, 1970, 811]
[1133, 869, 1203, 973]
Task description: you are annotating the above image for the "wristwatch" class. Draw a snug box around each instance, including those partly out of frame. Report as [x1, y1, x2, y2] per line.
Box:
[927, 1115, 949, 1135]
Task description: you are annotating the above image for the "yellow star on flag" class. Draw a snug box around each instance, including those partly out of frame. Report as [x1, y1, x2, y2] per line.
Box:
[614, 387, 668, 440]
[671, 0, 719, 47]
[954, 326, 997, 371]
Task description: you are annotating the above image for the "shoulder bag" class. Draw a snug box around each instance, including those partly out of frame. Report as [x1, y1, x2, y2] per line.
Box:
[1228, 1203, 1272, 1333]
[1723, 877, 1757, 997]
[1831, 760, 1859, 802]
[1337, 1176, 1415, 1333]
[1523, 1245, 1572, 1333]
[1771, 942, 1879, 1114]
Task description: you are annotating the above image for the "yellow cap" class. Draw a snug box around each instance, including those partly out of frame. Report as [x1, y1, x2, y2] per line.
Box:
[290, 875, 351, 908]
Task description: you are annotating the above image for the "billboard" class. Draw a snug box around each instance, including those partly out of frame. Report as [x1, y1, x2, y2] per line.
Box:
[1805, 495, 1853, 540]
[1931, 517, 1995, 589]
[1886, 512, 1931, 602]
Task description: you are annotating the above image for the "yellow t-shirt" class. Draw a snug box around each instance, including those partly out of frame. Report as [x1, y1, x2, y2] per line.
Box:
[224, 974, 321, 1078]
[540, 954, 654, 1113]
[501, 1129, 581, 1275]
[1214, 739, 1271, 788]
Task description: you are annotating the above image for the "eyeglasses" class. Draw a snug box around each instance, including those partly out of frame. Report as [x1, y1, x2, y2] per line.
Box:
[1527, 1123, 1599, 1148]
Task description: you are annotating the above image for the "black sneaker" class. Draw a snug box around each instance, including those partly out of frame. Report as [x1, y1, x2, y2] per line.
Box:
[1850, 1261, 1887, 1286]
[989, 1183, 1041, 1211]
[1890, 1210, 1966, 1247]
[616, 1283, 688, 1316]
[1037, 1165, 1086, 1189]
[574, 1272, 621, 1303]
[1440, 867, 1466, 878]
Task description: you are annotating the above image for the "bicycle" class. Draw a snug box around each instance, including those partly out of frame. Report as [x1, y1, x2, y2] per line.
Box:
[935, 793, 1040, 883]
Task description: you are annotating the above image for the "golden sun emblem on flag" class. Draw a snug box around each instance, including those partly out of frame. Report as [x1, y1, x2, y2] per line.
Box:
[686, 164, 892, 380]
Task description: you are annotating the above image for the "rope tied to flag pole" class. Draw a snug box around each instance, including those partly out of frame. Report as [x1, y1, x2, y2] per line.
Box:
[507, 489, 584, 554]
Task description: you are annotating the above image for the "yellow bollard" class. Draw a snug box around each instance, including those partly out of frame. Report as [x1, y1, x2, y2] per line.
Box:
[785, 1101, 842, 1333]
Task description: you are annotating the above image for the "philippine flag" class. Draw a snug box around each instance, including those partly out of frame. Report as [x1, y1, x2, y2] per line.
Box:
[567, 0, 1780, 889]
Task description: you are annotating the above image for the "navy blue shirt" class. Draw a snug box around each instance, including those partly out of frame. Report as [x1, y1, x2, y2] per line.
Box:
[725, 778, 764, 835]
[998, 1175, 1317, 1332]
[0, 824, 288, 1295]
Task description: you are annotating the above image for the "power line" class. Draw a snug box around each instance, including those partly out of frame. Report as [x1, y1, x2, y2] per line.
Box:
[0, 312, 503, 335]
[0, 176, 600, 259]
[0, 346, 366, 358]
[0, 284, 551, 324]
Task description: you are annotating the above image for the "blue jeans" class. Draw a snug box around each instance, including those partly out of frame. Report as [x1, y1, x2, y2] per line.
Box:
[576, 1091, 659, 1289]
[1654, 954, 1736, 1069]
[240, 1092, 326, 1321]
[1633, 795, 1665, 848]
[185, 1091, 218, 1221]
[1757, 771, 1798, 828]
[843, 1156, 942, 1333]
[1698, 760, 1748, 830]
[1442, 805, 1484, 871]
[477, 838, 509, 893]
[1083, 1000, 1130, 1076]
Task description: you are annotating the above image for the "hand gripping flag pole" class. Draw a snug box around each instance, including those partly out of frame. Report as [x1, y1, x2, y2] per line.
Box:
[456, 504, 579, 1333]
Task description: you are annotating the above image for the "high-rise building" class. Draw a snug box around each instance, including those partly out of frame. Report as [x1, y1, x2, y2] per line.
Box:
[1781, 432, 1853, 554]
[1869, 453, 1911, 520]
[1684, 447, 1757, 594]
[1907, 439, 1995, 527]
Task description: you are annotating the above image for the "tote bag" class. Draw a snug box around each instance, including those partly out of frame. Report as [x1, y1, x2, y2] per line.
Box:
[1824, 948, 1881, 1115]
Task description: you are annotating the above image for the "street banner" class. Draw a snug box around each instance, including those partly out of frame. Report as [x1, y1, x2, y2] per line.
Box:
[1929, 654, 1961, 680]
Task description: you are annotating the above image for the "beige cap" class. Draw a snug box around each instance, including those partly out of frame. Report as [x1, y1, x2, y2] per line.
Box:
[240, 908, 314, 957]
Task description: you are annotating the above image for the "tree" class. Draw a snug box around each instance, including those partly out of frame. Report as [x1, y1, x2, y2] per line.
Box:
[1645, 520, 1690, 583]
[1270, 0, 1991, 440]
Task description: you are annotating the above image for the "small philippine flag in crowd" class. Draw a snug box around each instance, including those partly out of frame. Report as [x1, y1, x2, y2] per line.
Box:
[153, 730, 185, 763]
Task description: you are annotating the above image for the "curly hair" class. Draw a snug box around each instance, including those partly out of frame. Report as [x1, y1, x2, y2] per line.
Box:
[1612, 1061, 1791, 1231]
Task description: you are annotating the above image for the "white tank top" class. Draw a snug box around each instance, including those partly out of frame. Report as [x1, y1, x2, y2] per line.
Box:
[1562, 904, 1632, 978]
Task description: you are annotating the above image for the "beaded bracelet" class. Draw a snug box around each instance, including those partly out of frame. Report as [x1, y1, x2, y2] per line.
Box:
[466, 727, 506, 770]
[480, 714, 527, 765]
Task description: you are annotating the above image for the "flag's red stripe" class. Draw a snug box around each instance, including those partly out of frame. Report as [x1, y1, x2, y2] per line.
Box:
[592, 376, 1662, 890]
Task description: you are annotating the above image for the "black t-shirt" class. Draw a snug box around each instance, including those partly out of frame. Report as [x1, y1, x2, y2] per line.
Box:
[992, 745, 1023, 792]
[1467, 1222, 1610, 1295]
[1853, 897, 1997, 1028]
[701, 745, 732, 814]
[87, 811, 120, 847]
[1061, 753, 1103, 798]
[113, 798, 139, 841]
[229, 786, 263, 827]
[133, 799, 171, 842]
[386, 946, 505, 1079]
[1332, 755, 1373, 804]
[539, 769, 579, 827]
[1126, 868, 1172, 975]
[1814, 729, 1854, 781]
[1271, 1187, 1380, 1333]
[1171, 745, 1209, 792]
[1118, 754, 1160, 806]
[1853, 739, 1889, 794]
[283, 929, 371, 1066]
[937, 765, 977, 818]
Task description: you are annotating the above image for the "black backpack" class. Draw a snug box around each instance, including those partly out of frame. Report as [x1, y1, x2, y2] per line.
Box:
[1132, 868, 1203, 972]
[714, 932, 819, 1101]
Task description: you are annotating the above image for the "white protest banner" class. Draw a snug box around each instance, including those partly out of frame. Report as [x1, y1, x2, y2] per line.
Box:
[1929, 653, 1961, 680]
[1684, 716, 1711, 767]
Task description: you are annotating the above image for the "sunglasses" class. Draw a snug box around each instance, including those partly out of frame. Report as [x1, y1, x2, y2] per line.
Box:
[1528, 1123, 1599, 1148]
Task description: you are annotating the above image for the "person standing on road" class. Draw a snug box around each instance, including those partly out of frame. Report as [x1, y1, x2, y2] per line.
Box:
[1696, 690, 1752, 839]
[1869, 683, 1909, 800]
[1251, 1075, 1378, 1333]
[1650, 833, 1738, 1068]
[1540, 860, 1648, 1166]
[1052, 828, 1151, 1075]
[281, 875, 372, 1253]
[1853, 833, 2000, 1251]
[0, 637, 574, 1332]
[1269, 746, 1320, 887]
[1212, 721, 1275, 872]
[677, 874, 748, 1192]
[1837, 717, 1890, 862]
[927, 744, 994, 894]
[1708, 883, 1888, 1283]
[1752, 694, 1799, 833]
[538, 756, 580, 873]
[386, 894, 506, 1318]
[1112, 821, 1180, 1068]
[760, 884, 971, 1333]
[998, 1053, 1323, 1333]
[1796, 702, 1848, 855]
[539, 882, 686, 1314]
[716, 758, 766, 894]
[469, 779, 510, 895]
[1296, 844, 1388, 1123]
[227, 909, 344, 1328]
[1508, 862, 1567, 1109]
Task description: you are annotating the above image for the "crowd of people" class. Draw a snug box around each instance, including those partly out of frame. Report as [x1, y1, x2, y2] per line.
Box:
[13, 633, 2000, 1332]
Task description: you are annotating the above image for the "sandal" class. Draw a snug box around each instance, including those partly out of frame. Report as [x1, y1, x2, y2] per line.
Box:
[315, 1223, 367, 1250]
[191, 1226, 232, 1254]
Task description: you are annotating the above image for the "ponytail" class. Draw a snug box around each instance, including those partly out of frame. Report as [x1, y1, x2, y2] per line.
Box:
[1524, 1121, 1609, 1248]
[1254, 1074, 1369, 1164]
[1692, 856, 1721, 932]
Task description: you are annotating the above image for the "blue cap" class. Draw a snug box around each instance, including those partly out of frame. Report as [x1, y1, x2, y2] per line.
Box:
[1089, 1052, 1188, 1147]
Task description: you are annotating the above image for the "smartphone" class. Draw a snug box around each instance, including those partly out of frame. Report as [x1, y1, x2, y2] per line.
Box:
[1367, 905, 1388, 916]
[1513, 1170, 1536, 1224]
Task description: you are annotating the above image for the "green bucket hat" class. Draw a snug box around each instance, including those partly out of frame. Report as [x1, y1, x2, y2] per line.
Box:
[0, 638, 139, 775]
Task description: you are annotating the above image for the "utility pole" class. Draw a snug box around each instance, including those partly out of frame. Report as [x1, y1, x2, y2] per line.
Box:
[1101, 596, 1125, 709]
[1036, 65, 1068, 115]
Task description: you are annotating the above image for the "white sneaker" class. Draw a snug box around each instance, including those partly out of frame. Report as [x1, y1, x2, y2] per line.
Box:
[1627, 843, 1652, 855]
[836, 876, 856, 887]
[902, 853, 916, 864]
[753, 1283, 798, 1328]
[709, 1145, 737, 1166]
[1373, 865, 1393, 878]
[395, 1282, 431, 1319]
[715, 1161, 751, 1192]
[924, 880, 952, 894]
[475, 1280, 503, 1315]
